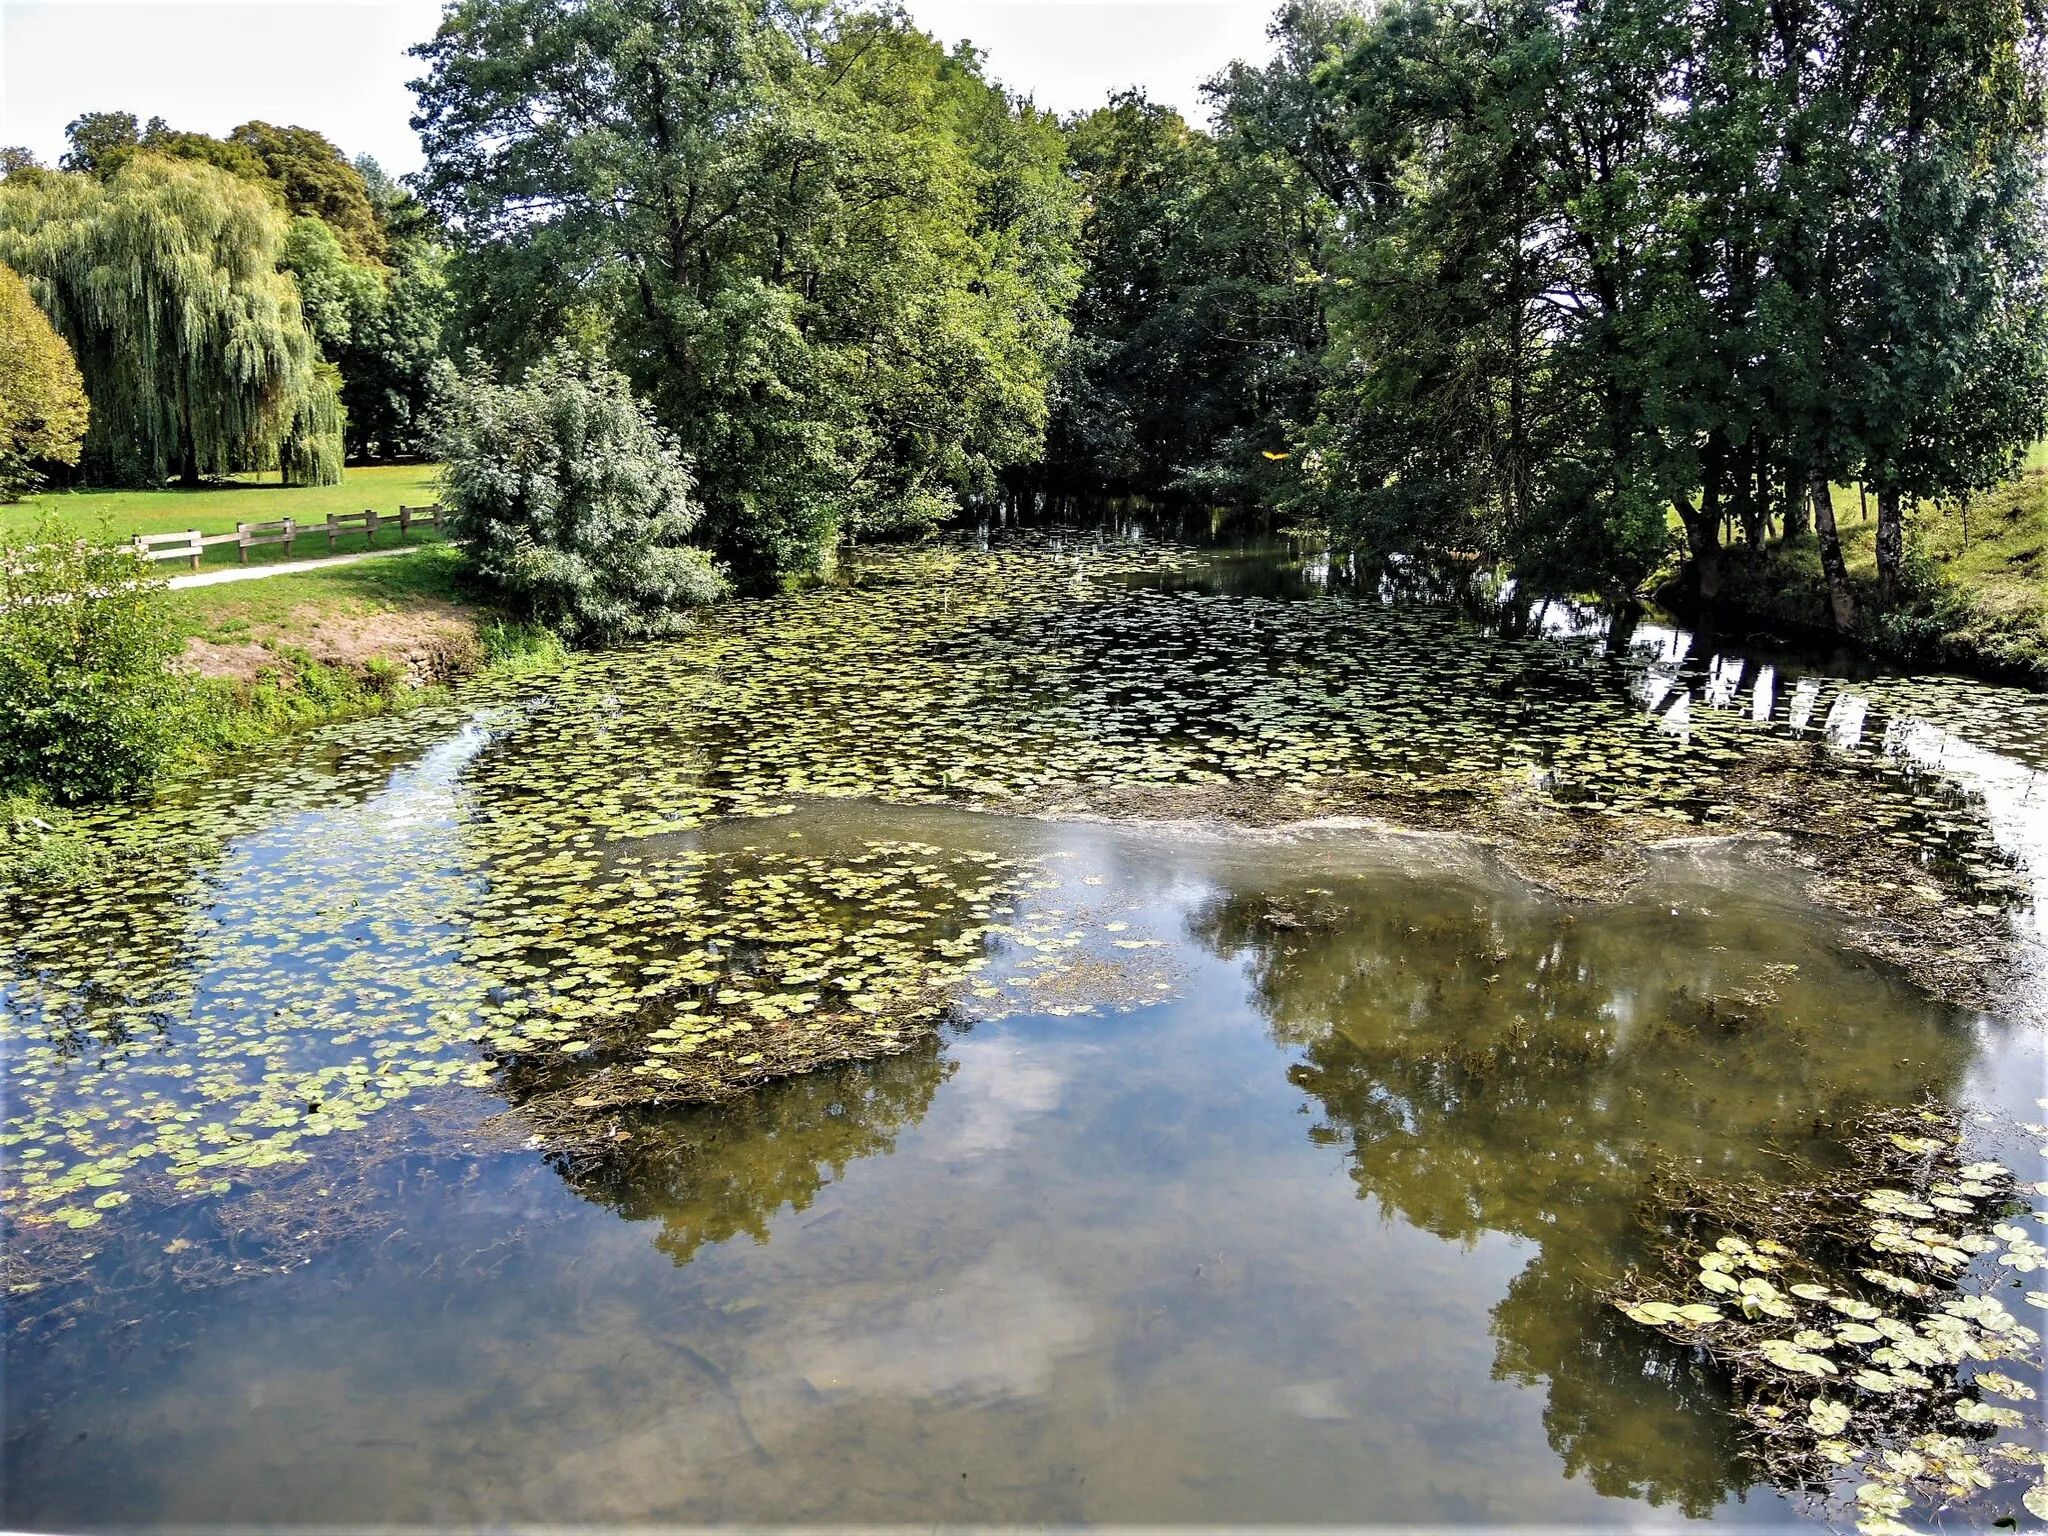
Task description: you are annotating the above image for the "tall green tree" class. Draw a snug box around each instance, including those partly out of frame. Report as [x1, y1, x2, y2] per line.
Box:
[412, 0, 1080, 581]
[0, 156, 343, 486]
[1038, 88, 1331, 504]
[227, 121, 388, 263]
[281, 213, 452, 459]
[1269, 0, 2048, 609]
[0, 262, 89, 500]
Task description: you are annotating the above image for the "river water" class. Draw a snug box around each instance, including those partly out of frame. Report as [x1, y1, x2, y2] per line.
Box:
[3, 528, 2045, 1529]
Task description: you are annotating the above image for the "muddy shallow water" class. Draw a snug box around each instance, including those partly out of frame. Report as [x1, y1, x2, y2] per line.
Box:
[5, 532, 2047, 1529]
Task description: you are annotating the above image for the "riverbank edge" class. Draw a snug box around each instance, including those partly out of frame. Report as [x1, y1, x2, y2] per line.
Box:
[1657, 468, 2048, 689]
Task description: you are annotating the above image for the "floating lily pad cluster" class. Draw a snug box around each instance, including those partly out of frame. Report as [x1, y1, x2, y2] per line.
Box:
[0, 534, 2034, 1265]
[1610, 1107, 2048, 1532]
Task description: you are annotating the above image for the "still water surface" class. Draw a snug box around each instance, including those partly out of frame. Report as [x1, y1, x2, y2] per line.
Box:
[4, 532, 2045, 1529]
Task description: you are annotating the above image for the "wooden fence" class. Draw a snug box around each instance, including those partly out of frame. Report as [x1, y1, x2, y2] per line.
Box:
[132, 505, 445, 570]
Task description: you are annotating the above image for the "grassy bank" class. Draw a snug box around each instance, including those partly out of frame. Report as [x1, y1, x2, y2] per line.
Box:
[3, 545, 564, 890]
[2, 465, 447, 571]
[166, 544, 564, 759]
[1687, 459, 2048, 686]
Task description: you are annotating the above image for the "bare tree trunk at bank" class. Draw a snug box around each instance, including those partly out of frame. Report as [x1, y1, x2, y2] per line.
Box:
[1874, 487, 1904, 608]
[1809, 472, 1856, 631]
[1681, 499, 1722, 599]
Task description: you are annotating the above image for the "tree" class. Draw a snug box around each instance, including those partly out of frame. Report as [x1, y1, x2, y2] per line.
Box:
[412, 0, 1080, 582]
[0, 263, 89, 500]
[436, 348, 724, 643]
[0, 156, 343, 487]
[1252, 0, 2048, 610]
[61, 110, 271, 184]
[228, 121, 387, 263]
[281, 214, 451, 459]
[1037, 89, 1330, 505]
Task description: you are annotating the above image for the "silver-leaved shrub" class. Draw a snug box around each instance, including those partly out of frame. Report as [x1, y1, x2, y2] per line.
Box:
[437, 349, 724, 644]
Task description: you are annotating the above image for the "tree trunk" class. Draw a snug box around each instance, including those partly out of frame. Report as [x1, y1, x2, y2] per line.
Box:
[1680, 498, 1722, 599]
[1874, 487, 1904, 608]
[1809, 472, 1856, 631]
[1782, 472, 1810, 540]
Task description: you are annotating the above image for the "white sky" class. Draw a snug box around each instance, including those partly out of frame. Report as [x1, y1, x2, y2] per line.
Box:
[1, 0, 1278, 177]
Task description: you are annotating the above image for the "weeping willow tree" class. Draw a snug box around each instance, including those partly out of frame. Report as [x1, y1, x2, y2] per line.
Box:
[0, 156, 342, 486]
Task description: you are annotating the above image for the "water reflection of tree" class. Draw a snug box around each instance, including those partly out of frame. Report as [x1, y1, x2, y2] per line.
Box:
[1187, 875, 1977, 1515]
[542, 1037, 953, 1266]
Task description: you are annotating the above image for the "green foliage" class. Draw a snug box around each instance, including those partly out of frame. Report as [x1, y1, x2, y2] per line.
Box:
[0, 262, 88, 500]
[280, 214, 453, 461]
[1052, 0, 2048, 612]
[437, 349, 724, 643]
[0, 516, 183, 804]
[412, 0, 1080, 581]
[61, 111, 270, 185]
[226, 121, 387, 264]
[1038, 89, 1329, 504]
[0, 157, 343, 487]
[178, 651, 407, 758]
[62, 114, 387, 262]
[0, 792, 109, 891]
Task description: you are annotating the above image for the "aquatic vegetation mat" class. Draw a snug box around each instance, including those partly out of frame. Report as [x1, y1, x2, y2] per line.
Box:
[3, 531, 2041, 1290]
[1611, 1105, 2048, 1531]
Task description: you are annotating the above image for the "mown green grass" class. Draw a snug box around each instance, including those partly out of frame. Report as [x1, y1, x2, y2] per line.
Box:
[2, 464, 446, 570]
[164, 542, 472, 645]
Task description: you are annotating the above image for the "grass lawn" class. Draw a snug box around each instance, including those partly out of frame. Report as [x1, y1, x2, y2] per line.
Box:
[1, 464, 447, 571]
[165, 542, 474, 648]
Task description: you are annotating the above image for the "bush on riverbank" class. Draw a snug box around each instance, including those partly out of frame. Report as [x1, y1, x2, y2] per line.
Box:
[0, 516, 184, 802]
[438, 351, 724, 644]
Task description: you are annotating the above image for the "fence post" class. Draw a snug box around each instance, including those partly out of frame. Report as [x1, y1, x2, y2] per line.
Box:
[327, 513, 339, 552]
[187, 530, 201, 573]
[365, 508, 378, 546]
[283, 517, 295, 558]
[398, 504, 412, 540]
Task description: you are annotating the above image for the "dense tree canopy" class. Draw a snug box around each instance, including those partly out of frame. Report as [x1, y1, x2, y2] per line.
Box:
[412, 0, 1081, 581]
[1035, 89, 1328, 505]
[281, 210, 452, 459]
[1054, 0, 2048, 612]
[0, 262, 88, 500]
[0, 156, 343, 486]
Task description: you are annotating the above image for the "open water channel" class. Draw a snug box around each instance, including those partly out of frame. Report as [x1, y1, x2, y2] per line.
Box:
[4, 526, 2047, 1529]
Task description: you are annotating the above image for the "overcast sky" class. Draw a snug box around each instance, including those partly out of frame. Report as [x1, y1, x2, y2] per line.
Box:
[1, 0, 1278, 176]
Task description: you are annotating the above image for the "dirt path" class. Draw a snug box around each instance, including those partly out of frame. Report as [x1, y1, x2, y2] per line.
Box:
[166, 546, 422, 590]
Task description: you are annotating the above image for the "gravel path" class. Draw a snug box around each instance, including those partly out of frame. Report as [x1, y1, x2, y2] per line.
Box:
[165, 546, 423, 589]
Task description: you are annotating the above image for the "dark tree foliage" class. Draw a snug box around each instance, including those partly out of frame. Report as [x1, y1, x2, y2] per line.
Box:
[227, 121, 388, 264]
[1058, 0, 2048, 613]
[281, 191, 453, 461]
[1035, 89, 1330, 505]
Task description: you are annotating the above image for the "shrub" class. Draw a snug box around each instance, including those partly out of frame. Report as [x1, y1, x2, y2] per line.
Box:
[0, 262, 88, 500]
[437, 349, 723, 644]
[0, 516, 184, 803]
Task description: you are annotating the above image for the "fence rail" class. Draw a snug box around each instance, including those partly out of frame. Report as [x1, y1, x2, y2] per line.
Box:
[131, 505, 444, 569]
